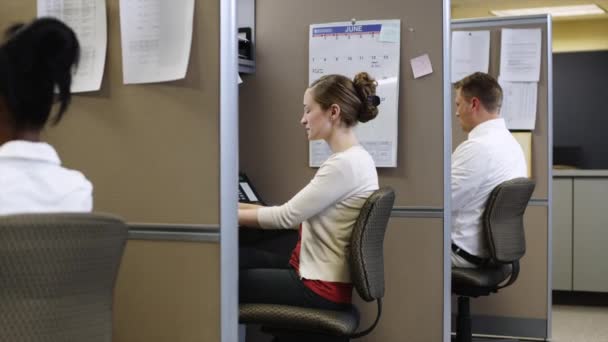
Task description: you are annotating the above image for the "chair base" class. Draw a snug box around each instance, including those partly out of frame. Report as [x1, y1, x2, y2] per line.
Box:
[454, 296, 519, 342]
[262, 327, 350, 342]
[270, 336, 349, 342]
[452, 337, 519, 342]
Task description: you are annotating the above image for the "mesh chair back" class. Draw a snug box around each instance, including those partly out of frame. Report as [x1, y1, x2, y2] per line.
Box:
[0, 213, 128, 342]
[483, 178, 535, 263]
[350, 187, 395, 302]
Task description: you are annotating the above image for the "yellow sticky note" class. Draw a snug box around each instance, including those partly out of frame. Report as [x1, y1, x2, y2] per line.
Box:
[512, 132, 532, 178]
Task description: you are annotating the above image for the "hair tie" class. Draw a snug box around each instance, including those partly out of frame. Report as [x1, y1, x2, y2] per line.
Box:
[367, 95, 380, 106]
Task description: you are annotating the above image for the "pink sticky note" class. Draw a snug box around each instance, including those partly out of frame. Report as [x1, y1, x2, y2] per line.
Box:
[410, 54, 433, 79]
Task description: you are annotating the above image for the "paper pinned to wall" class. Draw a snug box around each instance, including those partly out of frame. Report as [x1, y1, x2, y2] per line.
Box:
[499, 79, 538, 130]
[119, 0, 194, 84]
[512, 132, 532, 178]
[37, 0, 107, 93]
[499, 28, 542, 82]
[410, 54, 433, 79]
[309, 19, 401, 167]
[379, 23, 400, 43]
[451, 30, 490, 83]
[355, 77, 399, 164]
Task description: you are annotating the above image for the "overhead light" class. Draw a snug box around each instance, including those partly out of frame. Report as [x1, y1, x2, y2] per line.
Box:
[491, 4, 606, 17]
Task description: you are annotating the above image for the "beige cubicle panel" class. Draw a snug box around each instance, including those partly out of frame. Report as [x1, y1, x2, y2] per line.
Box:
[240, 0, 450, 341]
[451, 19, 550, 201]
[113, 240, 220, 342]
[44, 1, 220, 223]
[239, 0, 448, 209]
[355, 218, 444, 342]
[451, 15, 552, 340]
[0, 1, 224, 341]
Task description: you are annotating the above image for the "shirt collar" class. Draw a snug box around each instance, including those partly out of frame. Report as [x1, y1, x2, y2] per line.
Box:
[0, 140, 61, 165]
[468, 118, 506, 139]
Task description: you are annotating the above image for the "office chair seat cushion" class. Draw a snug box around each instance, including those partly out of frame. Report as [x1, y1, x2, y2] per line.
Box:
[452, 264, 512, 297]
[239, 303, 359, 336]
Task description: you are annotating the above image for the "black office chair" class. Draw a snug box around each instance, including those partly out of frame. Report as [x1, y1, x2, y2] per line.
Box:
[239, 187, 395, 342]
[0, 213, 128, 342]
[452, 178, 536, 342]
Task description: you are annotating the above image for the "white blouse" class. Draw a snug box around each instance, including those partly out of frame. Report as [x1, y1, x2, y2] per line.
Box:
[0, 140, 92, 215]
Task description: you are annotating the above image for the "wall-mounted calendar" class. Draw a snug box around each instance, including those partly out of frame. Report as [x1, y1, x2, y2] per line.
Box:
[309, 19, 401, 167]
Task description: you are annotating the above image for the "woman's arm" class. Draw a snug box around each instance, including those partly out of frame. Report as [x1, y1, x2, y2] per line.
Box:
[257, 160, 354, 229]
[239, 202, 264, 210]
[238, 208, 261, 227]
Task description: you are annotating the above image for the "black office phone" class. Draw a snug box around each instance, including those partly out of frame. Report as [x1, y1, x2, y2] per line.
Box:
[239, 173, 264, 204]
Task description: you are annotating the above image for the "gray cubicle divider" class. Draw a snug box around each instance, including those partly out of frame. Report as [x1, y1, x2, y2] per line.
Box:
[0, 1, 239, 342]
[221, 0, 239, 340]
[451, 15, 553, 340]
[239, 0, 452, 341]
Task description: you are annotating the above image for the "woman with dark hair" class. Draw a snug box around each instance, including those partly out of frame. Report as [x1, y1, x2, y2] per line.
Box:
[0, 17, 92, 214]
[238, 72, 381, 312]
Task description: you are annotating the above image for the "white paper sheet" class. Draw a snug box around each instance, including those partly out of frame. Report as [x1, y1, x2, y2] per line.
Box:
[119, 0, 194, 84]
[499, 79, 538, 130]
[451, 30, 490, 83]
[499, 28, 542, 82]
[309, 20, 401, 167]
[37, 0, 107, 93]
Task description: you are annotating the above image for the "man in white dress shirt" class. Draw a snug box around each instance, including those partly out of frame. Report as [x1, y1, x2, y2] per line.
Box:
[451, 72, 527, 268]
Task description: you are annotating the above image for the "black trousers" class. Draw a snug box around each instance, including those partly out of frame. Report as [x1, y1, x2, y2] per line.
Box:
[239, 228, 349, 311]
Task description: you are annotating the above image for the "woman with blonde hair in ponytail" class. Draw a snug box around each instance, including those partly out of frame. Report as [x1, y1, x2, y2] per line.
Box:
[239, 72, 381, 314]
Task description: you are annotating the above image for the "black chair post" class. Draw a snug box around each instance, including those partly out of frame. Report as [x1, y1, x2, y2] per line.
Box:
[456, 296, 472, 342]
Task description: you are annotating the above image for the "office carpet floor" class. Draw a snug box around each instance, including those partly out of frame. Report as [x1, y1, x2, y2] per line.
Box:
[551, 305, 608, 342]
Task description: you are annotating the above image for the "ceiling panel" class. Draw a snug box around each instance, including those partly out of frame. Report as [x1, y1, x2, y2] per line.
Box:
[452, 0, 608, 20]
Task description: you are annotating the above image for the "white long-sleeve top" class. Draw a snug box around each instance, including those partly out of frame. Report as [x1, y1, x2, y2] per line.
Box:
[451, 118, 527, 258]
[258, 145, 378, 282]
[0, 140, 93, 215]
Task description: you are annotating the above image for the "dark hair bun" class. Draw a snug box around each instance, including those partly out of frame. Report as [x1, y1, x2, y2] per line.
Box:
[1, 17, 80, 128]
[353, 72, 379, 123]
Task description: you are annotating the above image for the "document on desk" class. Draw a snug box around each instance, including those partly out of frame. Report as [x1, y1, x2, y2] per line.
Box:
[499, 79, 538, 130]
[451, 30, 490, 83]
[119, 0, 194, 84]
[37, 0, 107, 92]
[499, 28, 542, 82]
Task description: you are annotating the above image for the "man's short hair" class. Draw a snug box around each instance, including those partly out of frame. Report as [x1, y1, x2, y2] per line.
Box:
[454, 72, 503, 113]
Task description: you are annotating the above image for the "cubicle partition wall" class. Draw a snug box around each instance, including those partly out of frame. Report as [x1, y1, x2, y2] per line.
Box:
[0, 1, 239, 341]
[452, 15, 553, 340]
[239, 0, 452, 341]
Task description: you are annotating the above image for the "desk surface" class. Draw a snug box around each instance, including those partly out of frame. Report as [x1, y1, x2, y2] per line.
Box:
[553, 170, 608, 177]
